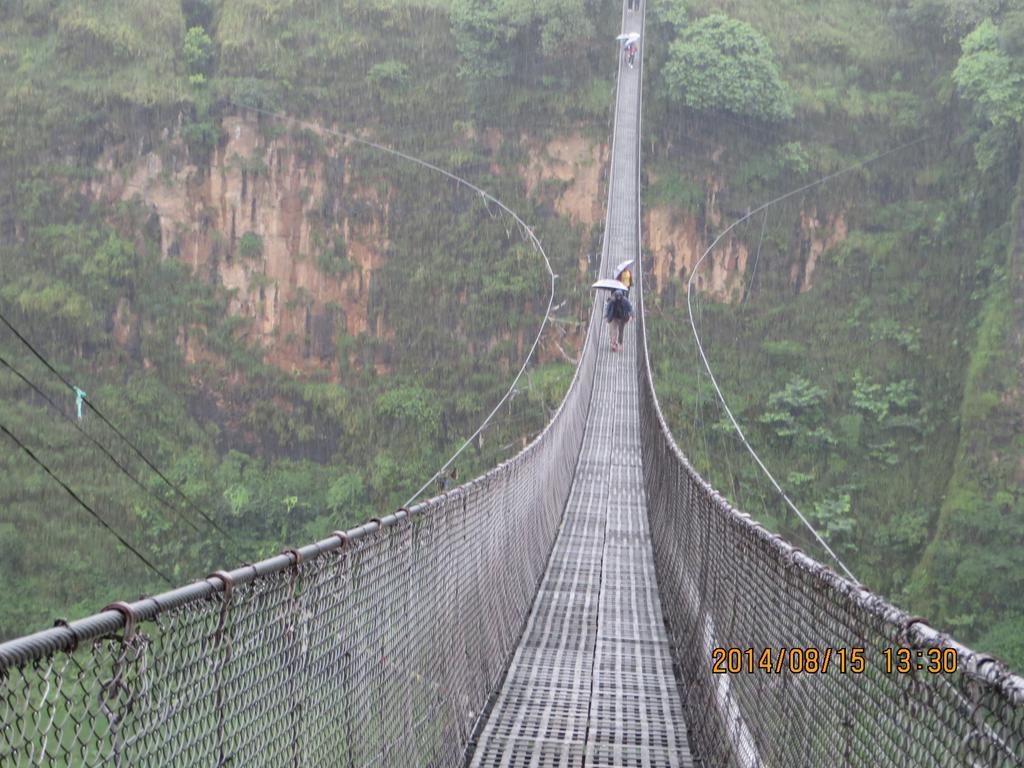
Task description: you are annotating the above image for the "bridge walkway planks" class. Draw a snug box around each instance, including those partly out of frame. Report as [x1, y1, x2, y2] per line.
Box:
[468, 6, 695, 766]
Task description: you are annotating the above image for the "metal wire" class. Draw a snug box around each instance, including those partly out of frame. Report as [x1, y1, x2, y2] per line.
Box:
[0, 310, 240, 551]
[0, 352, 224, 547]
[221, 103, 559, 509]
[0, 283, 598, 768]
[0, 421, 175, 586]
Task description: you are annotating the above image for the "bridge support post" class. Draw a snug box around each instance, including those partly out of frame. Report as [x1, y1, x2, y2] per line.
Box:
[207, 571, 235, 768]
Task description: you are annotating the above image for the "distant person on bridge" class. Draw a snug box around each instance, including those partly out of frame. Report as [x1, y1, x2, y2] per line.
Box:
[613, 259, 633, 293]
[625, 41, 638, 68]
[616, 267, 633, 291]
[605, 289, 633, 352]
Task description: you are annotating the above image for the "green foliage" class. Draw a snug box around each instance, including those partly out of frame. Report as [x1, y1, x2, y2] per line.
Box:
[526, 362, 573, 413]
[367, 60, 409, 89]
[182, 0, 216, 29]
[53, 1, 187, 106]
[733, 143, 810, 191]
[648, 183, 1007, 659]
[761, 339, 805, 361]
[759, 376, 825, 440]
[0, 0, 598, 643]
[183, 25, 214, 78]
[536, 0, 595, 56]
[635, 0, 1024, 673]
[316, 236, 352, 277]
[977, 615, 1024, 667]
[810, 493, 856, 550]
[905, 0, 1004, 40]
[182, 117, 221, 157]
[238, 231, 264, 260]
[648, 171, 703, 212]
[450, 0, 602, 94]
[850, 372, 887, 421]
[955, 19, 1024, 127]
[326, 472, 365, 515]
[663, 14, 793, 122]
[653, 0, 692, 32]
[450, 0, 528, 82]
[375, 385, 441, 434]
[907, 256, 1024, 667]
[954, 17, 1024, 172]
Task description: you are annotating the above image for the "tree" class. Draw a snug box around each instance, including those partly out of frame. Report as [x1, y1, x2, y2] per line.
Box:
[238, 232, 264, 260]
[954, 19, 1024, 128]
[450, 0, 596, 84]
[905, 0, 1008, 41]
[953, 17, 1024, 171]
[449, 0, 517, 81]
[183, 25, 214, 81]
[663, 14, 792, 122]
[811, 493, 857, 551]
[759, 376, 826, 440]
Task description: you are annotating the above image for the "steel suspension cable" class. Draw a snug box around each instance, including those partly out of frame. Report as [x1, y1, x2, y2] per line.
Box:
[0, 309, 241, 551]
[685, 136, 929, 584]
[0, 351, 238, 559]
[0, 421, 174, 586]
[227, 103, 558, 507]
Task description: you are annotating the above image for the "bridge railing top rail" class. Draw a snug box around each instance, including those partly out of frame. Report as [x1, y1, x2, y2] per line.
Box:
[0, 292, 603, 674]
[0, 332, 587, 669]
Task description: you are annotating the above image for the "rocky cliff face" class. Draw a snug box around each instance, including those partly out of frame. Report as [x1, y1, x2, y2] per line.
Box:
[88, 112, 846, 379]
[89, 114, 610, 374]
[522, 132, 608, 256]
[91, 114, 387, 373]
[643, 182, 847, 307]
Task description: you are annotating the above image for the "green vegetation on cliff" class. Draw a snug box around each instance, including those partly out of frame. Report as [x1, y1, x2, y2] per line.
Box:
[0, 0, 611, 638]
[645, 0, 1023, 667]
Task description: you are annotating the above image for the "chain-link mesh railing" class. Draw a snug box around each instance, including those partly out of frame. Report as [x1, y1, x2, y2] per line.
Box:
[631, 37, 1024, 766]
[635, 390, 1024, 765]
[0, 300, 601, 766]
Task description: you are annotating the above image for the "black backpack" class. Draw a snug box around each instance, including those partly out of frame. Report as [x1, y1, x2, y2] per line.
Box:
[606, 293, 631, 321]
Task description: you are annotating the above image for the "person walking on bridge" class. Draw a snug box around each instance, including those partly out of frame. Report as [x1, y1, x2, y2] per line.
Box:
[605, 288, 633, 352]
[615, 259, 633, 292]
[625, 41, 638, 68]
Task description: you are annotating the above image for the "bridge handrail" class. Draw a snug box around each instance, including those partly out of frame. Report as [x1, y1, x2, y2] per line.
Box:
[1, 311, 602, 765]
[631, 10, 1024, 765]
[0, 306, 599, 668]
[0, 98, 613, 762]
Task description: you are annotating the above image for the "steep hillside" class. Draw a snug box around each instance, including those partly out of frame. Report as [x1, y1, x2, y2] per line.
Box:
[643, 0, 1024, 668]
[0, 0, 615, 638]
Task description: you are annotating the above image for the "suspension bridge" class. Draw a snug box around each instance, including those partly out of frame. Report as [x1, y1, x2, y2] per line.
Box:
[2, 5, 1023, 766]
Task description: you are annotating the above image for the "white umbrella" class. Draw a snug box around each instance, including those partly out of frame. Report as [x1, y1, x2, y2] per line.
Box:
[615, 32, 640, 43]
[615, 33, 632, 41]
[614, 260, 634, 278]
[593, 278, 629, 291]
